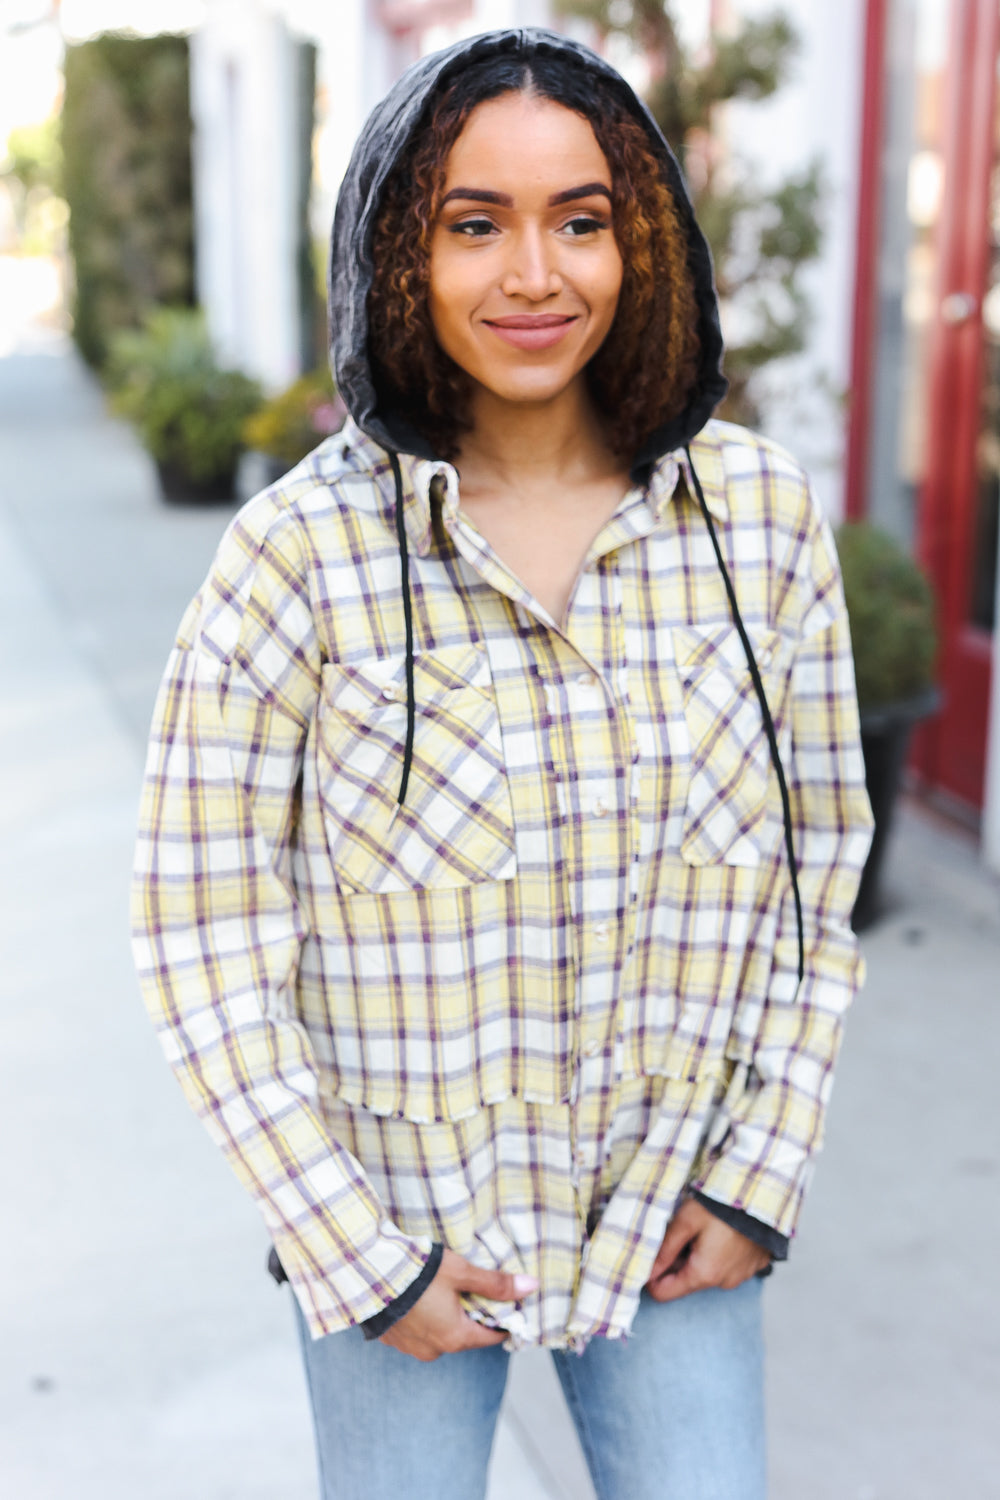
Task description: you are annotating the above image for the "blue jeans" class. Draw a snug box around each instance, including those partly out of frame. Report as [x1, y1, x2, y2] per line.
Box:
[293, 1279, 765, 1500]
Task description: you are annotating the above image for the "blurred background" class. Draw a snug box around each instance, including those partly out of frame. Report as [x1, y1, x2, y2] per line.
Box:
[1, 2, 998, 1497]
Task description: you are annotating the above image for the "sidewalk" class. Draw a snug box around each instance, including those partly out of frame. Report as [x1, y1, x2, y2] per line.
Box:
[1, 339, 998, 1499]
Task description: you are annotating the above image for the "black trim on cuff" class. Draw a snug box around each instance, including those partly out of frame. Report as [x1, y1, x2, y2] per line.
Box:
[361, 1243, 445, 1342]
[692, 1192, 789, 1264]
[266, 1241, 445, 1334]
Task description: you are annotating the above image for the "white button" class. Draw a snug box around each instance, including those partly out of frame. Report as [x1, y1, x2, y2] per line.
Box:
[577, 672, 597, 689]
[575, 1148, 589, 1169]
[594, 923, 610, 943]
[382, 682, 402, 701]
[583, 1038, 600, 1058]
[593, 799, 609, 819]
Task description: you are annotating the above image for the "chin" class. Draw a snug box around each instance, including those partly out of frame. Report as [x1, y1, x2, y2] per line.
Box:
[475, 368, 585, 407]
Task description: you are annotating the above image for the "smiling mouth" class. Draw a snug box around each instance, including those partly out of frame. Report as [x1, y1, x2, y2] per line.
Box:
[483, 314, 579, 350]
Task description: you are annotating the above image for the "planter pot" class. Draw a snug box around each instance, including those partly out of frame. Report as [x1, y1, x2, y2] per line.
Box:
[235, 449, 288, 505]
[852, 687, 940, 930]
[155, 457, 237, 505]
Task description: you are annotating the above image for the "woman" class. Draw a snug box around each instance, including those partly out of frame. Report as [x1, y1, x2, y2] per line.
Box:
[132, 28, 873, 1500]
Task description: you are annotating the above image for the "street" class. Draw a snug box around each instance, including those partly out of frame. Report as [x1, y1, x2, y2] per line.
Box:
[1, 337, 998, 1499]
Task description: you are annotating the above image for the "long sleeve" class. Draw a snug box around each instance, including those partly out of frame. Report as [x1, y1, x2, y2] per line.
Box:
[130, 500, 433, 1339]
[691, 509, 875, 1238]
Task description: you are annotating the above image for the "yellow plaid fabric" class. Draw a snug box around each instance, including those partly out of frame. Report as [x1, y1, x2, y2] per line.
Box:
[132, 416, 873, 1347]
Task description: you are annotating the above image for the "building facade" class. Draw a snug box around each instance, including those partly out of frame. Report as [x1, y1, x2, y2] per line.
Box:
[720, 0, 1000, 856]
[845, 0, 1000, 862]
[189, 0, 1000, 865]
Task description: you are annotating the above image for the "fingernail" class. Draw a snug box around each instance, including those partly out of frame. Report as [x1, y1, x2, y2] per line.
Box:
[513, 1274, 539, 1296]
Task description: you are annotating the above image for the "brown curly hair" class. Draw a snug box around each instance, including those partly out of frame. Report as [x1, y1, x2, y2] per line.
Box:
[368, 57, 702, 462]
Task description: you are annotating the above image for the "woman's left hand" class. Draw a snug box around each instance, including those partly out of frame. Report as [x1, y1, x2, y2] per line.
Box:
[645, 1198, 771, 1302]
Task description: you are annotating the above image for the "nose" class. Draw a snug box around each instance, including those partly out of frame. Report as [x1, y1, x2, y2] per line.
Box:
[500, 224, 562, 301]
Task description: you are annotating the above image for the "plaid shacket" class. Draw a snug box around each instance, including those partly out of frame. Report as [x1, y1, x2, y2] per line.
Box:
[131, 416, 873, 1348]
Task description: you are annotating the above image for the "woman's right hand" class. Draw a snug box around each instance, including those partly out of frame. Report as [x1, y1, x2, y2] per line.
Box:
[379, 1249, 538, 1361]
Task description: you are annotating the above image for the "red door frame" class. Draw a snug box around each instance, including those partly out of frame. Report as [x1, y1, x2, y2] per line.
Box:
[911, 0, 1000, 809]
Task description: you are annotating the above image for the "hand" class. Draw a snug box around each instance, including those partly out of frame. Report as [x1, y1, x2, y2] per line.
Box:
[379, 1249, 539, 1362]
[645, 1197, 770, 1303]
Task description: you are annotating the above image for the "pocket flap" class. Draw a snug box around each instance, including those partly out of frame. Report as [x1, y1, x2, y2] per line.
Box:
[324, 643, 491, 720]
[674, 622, 783, 684]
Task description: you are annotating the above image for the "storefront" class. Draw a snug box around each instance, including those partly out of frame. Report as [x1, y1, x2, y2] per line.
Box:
[848, 0, 1000, 821]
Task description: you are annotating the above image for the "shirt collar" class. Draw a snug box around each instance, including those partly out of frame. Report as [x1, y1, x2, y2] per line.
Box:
[337, 416, 728, 551]
[676, 431, 729, 523]
[635, 434, 729, 527]
[335, 417, 452, 559]
[408, 455, 459, 557]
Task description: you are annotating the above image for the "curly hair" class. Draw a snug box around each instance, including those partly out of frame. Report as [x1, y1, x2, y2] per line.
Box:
[368, 55, 702, 462]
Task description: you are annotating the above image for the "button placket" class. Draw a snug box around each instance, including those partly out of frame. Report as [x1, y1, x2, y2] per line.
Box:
[560, 560, 634, 1226]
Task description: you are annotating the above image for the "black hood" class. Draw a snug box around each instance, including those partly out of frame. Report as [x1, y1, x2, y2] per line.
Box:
[328, 27, 727, 469]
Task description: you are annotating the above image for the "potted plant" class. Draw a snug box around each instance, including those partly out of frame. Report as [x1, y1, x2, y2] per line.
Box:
[835, 521, 939, 929]
[240, 368, 345, 495]
[106, 307, 262, 502]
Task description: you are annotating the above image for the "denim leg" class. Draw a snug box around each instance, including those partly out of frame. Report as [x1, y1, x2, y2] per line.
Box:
[292, 1294, 510, 1500]
[552, 1280, 766, 1500]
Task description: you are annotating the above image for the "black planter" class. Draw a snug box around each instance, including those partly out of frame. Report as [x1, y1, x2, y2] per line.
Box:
[155, 457, 237, 505]
[852, 688, 940, 930]
[235, 449, 288, 504]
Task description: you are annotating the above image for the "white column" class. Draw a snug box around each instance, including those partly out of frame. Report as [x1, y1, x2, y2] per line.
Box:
[309, 0, 368, 237]
[190, 0, 302, 390]
[716, 0, 867, 522]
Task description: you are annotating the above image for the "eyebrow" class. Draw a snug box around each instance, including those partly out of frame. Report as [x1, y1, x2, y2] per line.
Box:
[548, 182, 612, 207]
[440, 182, 613, 209]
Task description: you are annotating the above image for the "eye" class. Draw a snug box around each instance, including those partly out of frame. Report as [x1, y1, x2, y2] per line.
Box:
[563, 214, 611, 237]
[449, 216, 497, 238]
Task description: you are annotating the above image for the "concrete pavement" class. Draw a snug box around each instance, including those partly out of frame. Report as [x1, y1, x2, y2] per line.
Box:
[1, 337, 998, 1499]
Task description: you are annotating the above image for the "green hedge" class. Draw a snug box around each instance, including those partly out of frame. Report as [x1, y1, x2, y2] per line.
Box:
[61, 33, 194, 368]
[836, 522, 938, 711]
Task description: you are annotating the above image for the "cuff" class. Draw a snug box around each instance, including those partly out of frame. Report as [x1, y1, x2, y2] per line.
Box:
[266, 1241, 445, 1336]
[361, 1243, 445, 1341]
[692, 1191, 789, 1266]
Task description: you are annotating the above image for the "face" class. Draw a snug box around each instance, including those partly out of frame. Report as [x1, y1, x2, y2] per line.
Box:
[428, 92, 623, 411]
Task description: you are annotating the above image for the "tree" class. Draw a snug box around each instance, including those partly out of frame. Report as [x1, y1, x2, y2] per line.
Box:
[61, 34, 195, 368]
[556, 0, 823, 425]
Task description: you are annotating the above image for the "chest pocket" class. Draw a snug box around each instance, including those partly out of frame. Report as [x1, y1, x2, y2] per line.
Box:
[316, 643, 517, 895]
[674, 622, 787, 867]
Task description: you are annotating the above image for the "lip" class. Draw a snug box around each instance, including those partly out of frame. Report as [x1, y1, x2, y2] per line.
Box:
[482, 314, 579, 350]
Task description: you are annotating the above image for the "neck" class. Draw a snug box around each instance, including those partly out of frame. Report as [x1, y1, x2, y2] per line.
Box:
[456, 379, 620, 492]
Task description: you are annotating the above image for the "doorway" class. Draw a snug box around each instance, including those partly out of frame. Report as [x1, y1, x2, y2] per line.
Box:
[861, 0, 999, 813]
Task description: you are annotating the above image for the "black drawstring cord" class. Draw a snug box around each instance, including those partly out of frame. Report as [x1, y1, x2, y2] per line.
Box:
[387, 440, 803, 979]
[684, 447, 805, 990]
[389, 450, 415, 808]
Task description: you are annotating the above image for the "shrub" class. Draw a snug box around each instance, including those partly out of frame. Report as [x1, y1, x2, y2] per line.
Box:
[243, 369, 345, 468]
[107, 308, 261, 486]
[835, 521, 938, 711]
[555, 1, 823, 426]
[61, 33, 194, 367]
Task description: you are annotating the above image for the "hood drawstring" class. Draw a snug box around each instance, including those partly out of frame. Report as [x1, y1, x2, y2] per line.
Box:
[684, 446, 805, 990]
[389, 442, 804, 991]
[390, 450, 416, 809]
